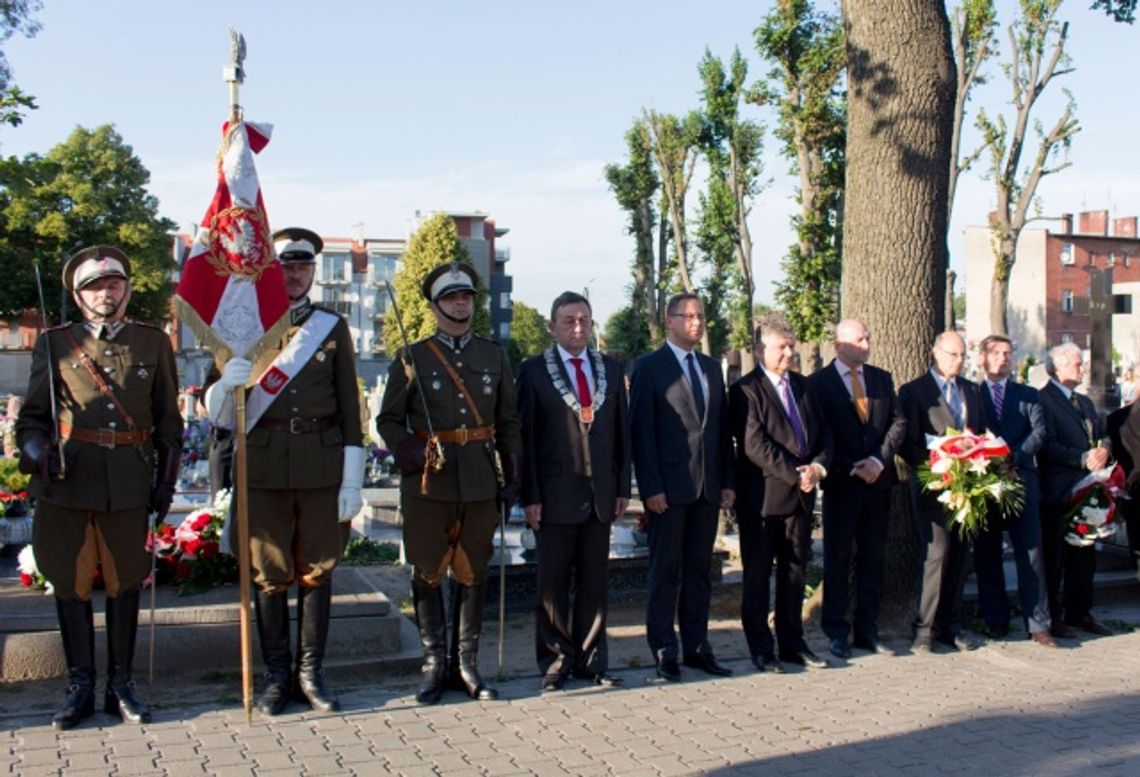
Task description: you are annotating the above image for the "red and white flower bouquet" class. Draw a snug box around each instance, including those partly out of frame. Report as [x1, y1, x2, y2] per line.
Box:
[147, 489, 238, 595]
[17, 545, 51, 594]
[916, 429, 1025, 539]
[1062, 464, 1126, 548]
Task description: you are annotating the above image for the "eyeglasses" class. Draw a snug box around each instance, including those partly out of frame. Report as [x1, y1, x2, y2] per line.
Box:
[670, 313, 705, 322]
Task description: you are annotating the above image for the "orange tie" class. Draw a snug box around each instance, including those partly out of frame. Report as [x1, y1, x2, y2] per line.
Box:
[850, 369, 869, 423]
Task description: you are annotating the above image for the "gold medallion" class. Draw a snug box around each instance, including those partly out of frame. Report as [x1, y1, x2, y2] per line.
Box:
[580, 406, 594, 424]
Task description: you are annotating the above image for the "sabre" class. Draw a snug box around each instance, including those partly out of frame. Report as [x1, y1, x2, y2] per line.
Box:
[32, 263, 65, 479]
[496, 501, 508, 680]
[148, 514, 158, 686]
[382, 281, 444, 472]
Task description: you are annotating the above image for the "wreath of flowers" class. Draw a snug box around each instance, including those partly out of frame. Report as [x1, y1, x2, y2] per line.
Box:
[916, 429, 1025, 539]
[1063, 464, 1126, 547]
[147, 489, 238, 595]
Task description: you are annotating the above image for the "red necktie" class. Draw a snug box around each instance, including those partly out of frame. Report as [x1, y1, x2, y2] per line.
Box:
[569, 357, 591, 406]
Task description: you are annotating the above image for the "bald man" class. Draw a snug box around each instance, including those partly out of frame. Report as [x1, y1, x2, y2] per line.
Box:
[809, 320, 906, 658]
[899, 332, 984, 653]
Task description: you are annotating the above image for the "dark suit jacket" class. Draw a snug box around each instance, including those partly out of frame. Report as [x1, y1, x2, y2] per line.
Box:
[978, 379, 1045, 499]
[808, 360, 905, 493]
[1038, 381, 1104, 504]
[1108, 403, 1140, 494]
[729, 368, 834, 517]
[898, 371, 984, 469]
[629, 344, 735, 505]
[516, 349, 631, 524]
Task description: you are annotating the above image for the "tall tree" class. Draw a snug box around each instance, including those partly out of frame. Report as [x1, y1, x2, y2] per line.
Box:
[382, 212, 489, 355]
[0, 0, 40, 129]
[0, 125, 178, 325]
[505, 300, 553, 368]
[603, 304, 653, 362]
[643, 109, 712, 354]
[977, 0, 1079, 335]
[948, 0, 997, 225]
[755, 0, 846, 374]
[697, 47, 765, 372]
[604, 120, 661, 343]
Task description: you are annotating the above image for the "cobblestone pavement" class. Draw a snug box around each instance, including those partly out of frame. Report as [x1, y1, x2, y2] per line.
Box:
[5, 604, 1140, 777]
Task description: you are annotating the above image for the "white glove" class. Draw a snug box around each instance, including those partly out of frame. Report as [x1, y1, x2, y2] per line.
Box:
[338, 445, 365, 522]
[219, 358, 254, 389]
[204, 358, 254, 429]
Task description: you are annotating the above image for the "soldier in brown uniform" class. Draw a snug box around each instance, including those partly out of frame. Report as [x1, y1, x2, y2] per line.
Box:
[16, 246, 183, 730]
[378, 261, 522, 705]
[204, 227, 364, 716]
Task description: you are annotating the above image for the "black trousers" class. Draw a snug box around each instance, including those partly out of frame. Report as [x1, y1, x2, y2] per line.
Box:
[1041, 500, 1096, 625]
[645, 498, 719, 662]
[912, 484, 970, 640]
[534, 516, 612, 677]
[739, 509, 813, 658]
[821, 485, 889, 642]
[973, 490, 1050, 633]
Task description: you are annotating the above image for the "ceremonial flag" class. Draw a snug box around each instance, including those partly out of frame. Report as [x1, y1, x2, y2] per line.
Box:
[174, 120, 289, 361]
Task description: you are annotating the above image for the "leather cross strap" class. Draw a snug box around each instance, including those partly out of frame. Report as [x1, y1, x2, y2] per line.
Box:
[61, 328, 139, 431]
[60, 422, 150, 447]
[425, 339, 485, 426]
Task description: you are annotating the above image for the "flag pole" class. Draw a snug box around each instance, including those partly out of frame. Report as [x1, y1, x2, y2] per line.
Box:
[225, 29, 255, 726]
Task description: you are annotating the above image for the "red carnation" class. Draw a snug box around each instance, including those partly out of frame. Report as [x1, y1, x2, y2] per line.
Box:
[200, 541, 219, 559]
[191, 513, 212, 532]
[1076, 524, 1090, 536]
[182, 538, 203, 557]
[19, 572, 32, 587]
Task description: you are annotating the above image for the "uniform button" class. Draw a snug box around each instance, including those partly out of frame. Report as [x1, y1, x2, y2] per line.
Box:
[292, 407, 300, 412]
[106, 403, 115, 409]
[291, 389, 297, 394]
[456, 361, 463, 368]
[457, 394, 464, 399]
[459, 407, 467, 414]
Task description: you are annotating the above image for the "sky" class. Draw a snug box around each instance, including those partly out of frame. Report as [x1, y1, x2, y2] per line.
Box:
[3, 1, 1138, 326]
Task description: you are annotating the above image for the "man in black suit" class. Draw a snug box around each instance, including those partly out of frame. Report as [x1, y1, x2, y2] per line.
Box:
[517, 291, 632, 691]
[630, 292, 735, 682]
[809, 319, 905, 659]
[972, 335, 1056, 647]
[730, 319, 833, 671]
[899, 331, 983, 653]
[1038, 342, 1113, 638]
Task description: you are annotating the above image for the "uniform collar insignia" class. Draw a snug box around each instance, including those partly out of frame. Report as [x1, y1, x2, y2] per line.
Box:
[435, 331, 472, 351]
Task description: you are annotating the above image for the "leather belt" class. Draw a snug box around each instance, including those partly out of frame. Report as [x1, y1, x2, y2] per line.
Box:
[256, 414, 342, 434]
[60, 422, 150, 448]
[415, 425, 495, 446]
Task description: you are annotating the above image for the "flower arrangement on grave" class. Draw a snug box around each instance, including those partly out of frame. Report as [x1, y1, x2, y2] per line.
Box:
[1062, 464, 1126, 548]
[916, 429, 1024, 539]
[147, 488, 238, 595]
[0, 457, 31, 517]
[17, 545, 51, 593]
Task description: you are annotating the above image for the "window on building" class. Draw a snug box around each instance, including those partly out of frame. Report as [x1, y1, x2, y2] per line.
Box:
[1125, 253, 1132, 267]
[499, 322, 510, 340]
[499, 292, 510, 308]
[1114, 294, 1133, 315]
[1061, 290, 1073, 313]
[1060, 243, 1075, 265]
[1109, 252, 1117, 267]
[325, 254, 346, 282]
[1060, 333, 1073, 344]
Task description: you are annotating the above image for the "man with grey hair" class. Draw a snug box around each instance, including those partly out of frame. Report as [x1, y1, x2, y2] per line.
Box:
[1038, 342, 1113, 637]
[730, 319, 833, 670]
[899, 331, 983, 653]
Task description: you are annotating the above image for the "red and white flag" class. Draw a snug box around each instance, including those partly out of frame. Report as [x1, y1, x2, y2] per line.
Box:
[174, 120, 290, 361]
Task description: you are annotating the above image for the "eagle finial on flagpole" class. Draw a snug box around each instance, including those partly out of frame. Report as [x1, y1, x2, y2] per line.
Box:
[224, 28, 246, 122]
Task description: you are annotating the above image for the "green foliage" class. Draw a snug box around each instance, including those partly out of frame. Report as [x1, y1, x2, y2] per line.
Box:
[0, 125, 178, 324]
[755, 0, 846, 349]
[1092, 0, 1137, 22]
[603, 304, 652, 361]
[954, 292, 967, 322]
[382, 212, 489, 355]
[506, 300, 552, 368]
[696, 47, 766, 354]
[342, 537, 400, 566]
[0, 456, 29, 496]
[0, 0, 41, 130]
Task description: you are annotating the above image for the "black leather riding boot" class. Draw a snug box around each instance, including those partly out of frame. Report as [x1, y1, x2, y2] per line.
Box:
[52, 597, 96, 731]
[254, 588, 292, 716]
[452, 581, 497, 701]
[104, 588, 151, 724]
[295, 583, 339, 713]
[412, 579, 447, 705]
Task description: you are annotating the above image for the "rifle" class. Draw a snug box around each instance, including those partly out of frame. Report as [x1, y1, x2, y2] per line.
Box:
[382, 281, 444, 485]
[33, 262, 65, 480]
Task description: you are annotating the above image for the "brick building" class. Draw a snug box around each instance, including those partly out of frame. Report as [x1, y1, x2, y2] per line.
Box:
[965, 209, 1140, 365]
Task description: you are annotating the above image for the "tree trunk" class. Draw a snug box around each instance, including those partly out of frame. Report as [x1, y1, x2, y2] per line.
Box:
[945, 268, 957, 330]
[840, 0, 955, 634]
[989, 266, 1010, 336]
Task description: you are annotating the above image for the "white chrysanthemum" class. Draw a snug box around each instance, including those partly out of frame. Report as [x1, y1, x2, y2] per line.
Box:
[967, 457, 990, 475]
[1081, 507, 1109, 527]
[931, 458, 953, 475]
